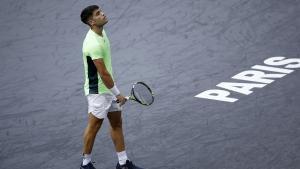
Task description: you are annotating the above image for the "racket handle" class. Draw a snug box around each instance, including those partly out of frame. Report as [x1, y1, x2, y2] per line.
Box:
[125, 96, 130, 100]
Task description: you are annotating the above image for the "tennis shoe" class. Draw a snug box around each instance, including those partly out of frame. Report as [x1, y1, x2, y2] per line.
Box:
[80, 161, 96, 169]
[116, 160, 144, 169]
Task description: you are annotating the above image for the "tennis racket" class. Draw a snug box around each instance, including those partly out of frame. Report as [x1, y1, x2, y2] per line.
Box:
[125, 82, 154, 106]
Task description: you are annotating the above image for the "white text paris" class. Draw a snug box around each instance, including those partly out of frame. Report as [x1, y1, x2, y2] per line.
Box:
[195, 56, 300, 102]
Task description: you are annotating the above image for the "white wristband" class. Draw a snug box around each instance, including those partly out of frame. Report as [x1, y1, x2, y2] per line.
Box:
[110, 85, 120, 96]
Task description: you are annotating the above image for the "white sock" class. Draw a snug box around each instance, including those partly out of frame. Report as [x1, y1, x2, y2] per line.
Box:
[117, 151, 128, 165]
[82, 154, 92, 166]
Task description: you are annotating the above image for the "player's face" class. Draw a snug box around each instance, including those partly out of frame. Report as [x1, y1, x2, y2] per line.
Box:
[90, 9, 108, 27]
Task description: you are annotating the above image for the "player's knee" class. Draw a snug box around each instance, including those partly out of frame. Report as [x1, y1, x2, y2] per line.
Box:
[111, 120, 122, 130]
[86, 123, 100, 135]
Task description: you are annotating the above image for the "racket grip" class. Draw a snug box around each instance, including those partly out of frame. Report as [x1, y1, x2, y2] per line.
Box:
[125, 96, 130, 100]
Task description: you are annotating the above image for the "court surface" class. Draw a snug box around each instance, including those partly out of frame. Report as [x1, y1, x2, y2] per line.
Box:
[0, 0, 300, 169]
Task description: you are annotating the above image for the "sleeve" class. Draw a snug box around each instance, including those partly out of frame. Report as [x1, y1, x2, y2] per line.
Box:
[88, 45, 103, 60]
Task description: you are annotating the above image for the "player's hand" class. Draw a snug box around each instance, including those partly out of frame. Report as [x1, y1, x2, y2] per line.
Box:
[116, 94, 127, 106]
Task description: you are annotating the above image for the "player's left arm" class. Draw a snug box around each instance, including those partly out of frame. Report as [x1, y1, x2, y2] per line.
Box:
[89, 45, 127, 105]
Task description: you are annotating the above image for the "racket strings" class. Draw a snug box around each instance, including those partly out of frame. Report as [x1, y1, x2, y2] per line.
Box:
[133, 83, 153, 105]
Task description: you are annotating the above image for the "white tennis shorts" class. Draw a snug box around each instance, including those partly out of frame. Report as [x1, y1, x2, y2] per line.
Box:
[86, 93, 122, 119]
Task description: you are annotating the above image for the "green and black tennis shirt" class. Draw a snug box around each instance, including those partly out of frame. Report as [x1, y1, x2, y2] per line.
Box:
[82, 29, 114, 96]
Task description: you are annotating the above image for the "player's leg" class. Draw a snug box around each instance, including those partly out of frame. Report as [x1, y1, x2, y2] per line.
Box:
[107, 101, 144, 169]
[81, 113, 103, 169]
[81, 94, 110, 169]
[83, 113, 103, 154]
[107, 111, 125, 152]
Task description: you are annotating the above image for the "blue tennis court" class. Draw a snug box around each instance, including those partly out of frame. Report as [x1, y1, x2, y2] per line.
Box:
[0, 0, 299, 168]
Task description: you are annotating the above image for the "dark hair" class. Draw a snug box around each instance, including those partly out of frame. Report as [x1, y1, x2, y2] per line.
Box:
[80, 5, 99, 26]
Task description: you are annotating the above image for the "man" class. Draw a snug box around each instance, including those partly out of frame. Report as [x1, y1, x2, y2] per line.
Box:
[80, 5, 143, 169]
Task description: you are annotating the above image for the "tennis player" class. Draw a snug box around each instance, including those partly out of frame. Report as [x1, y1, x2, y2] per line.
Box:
[80, 5, 143, 169]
